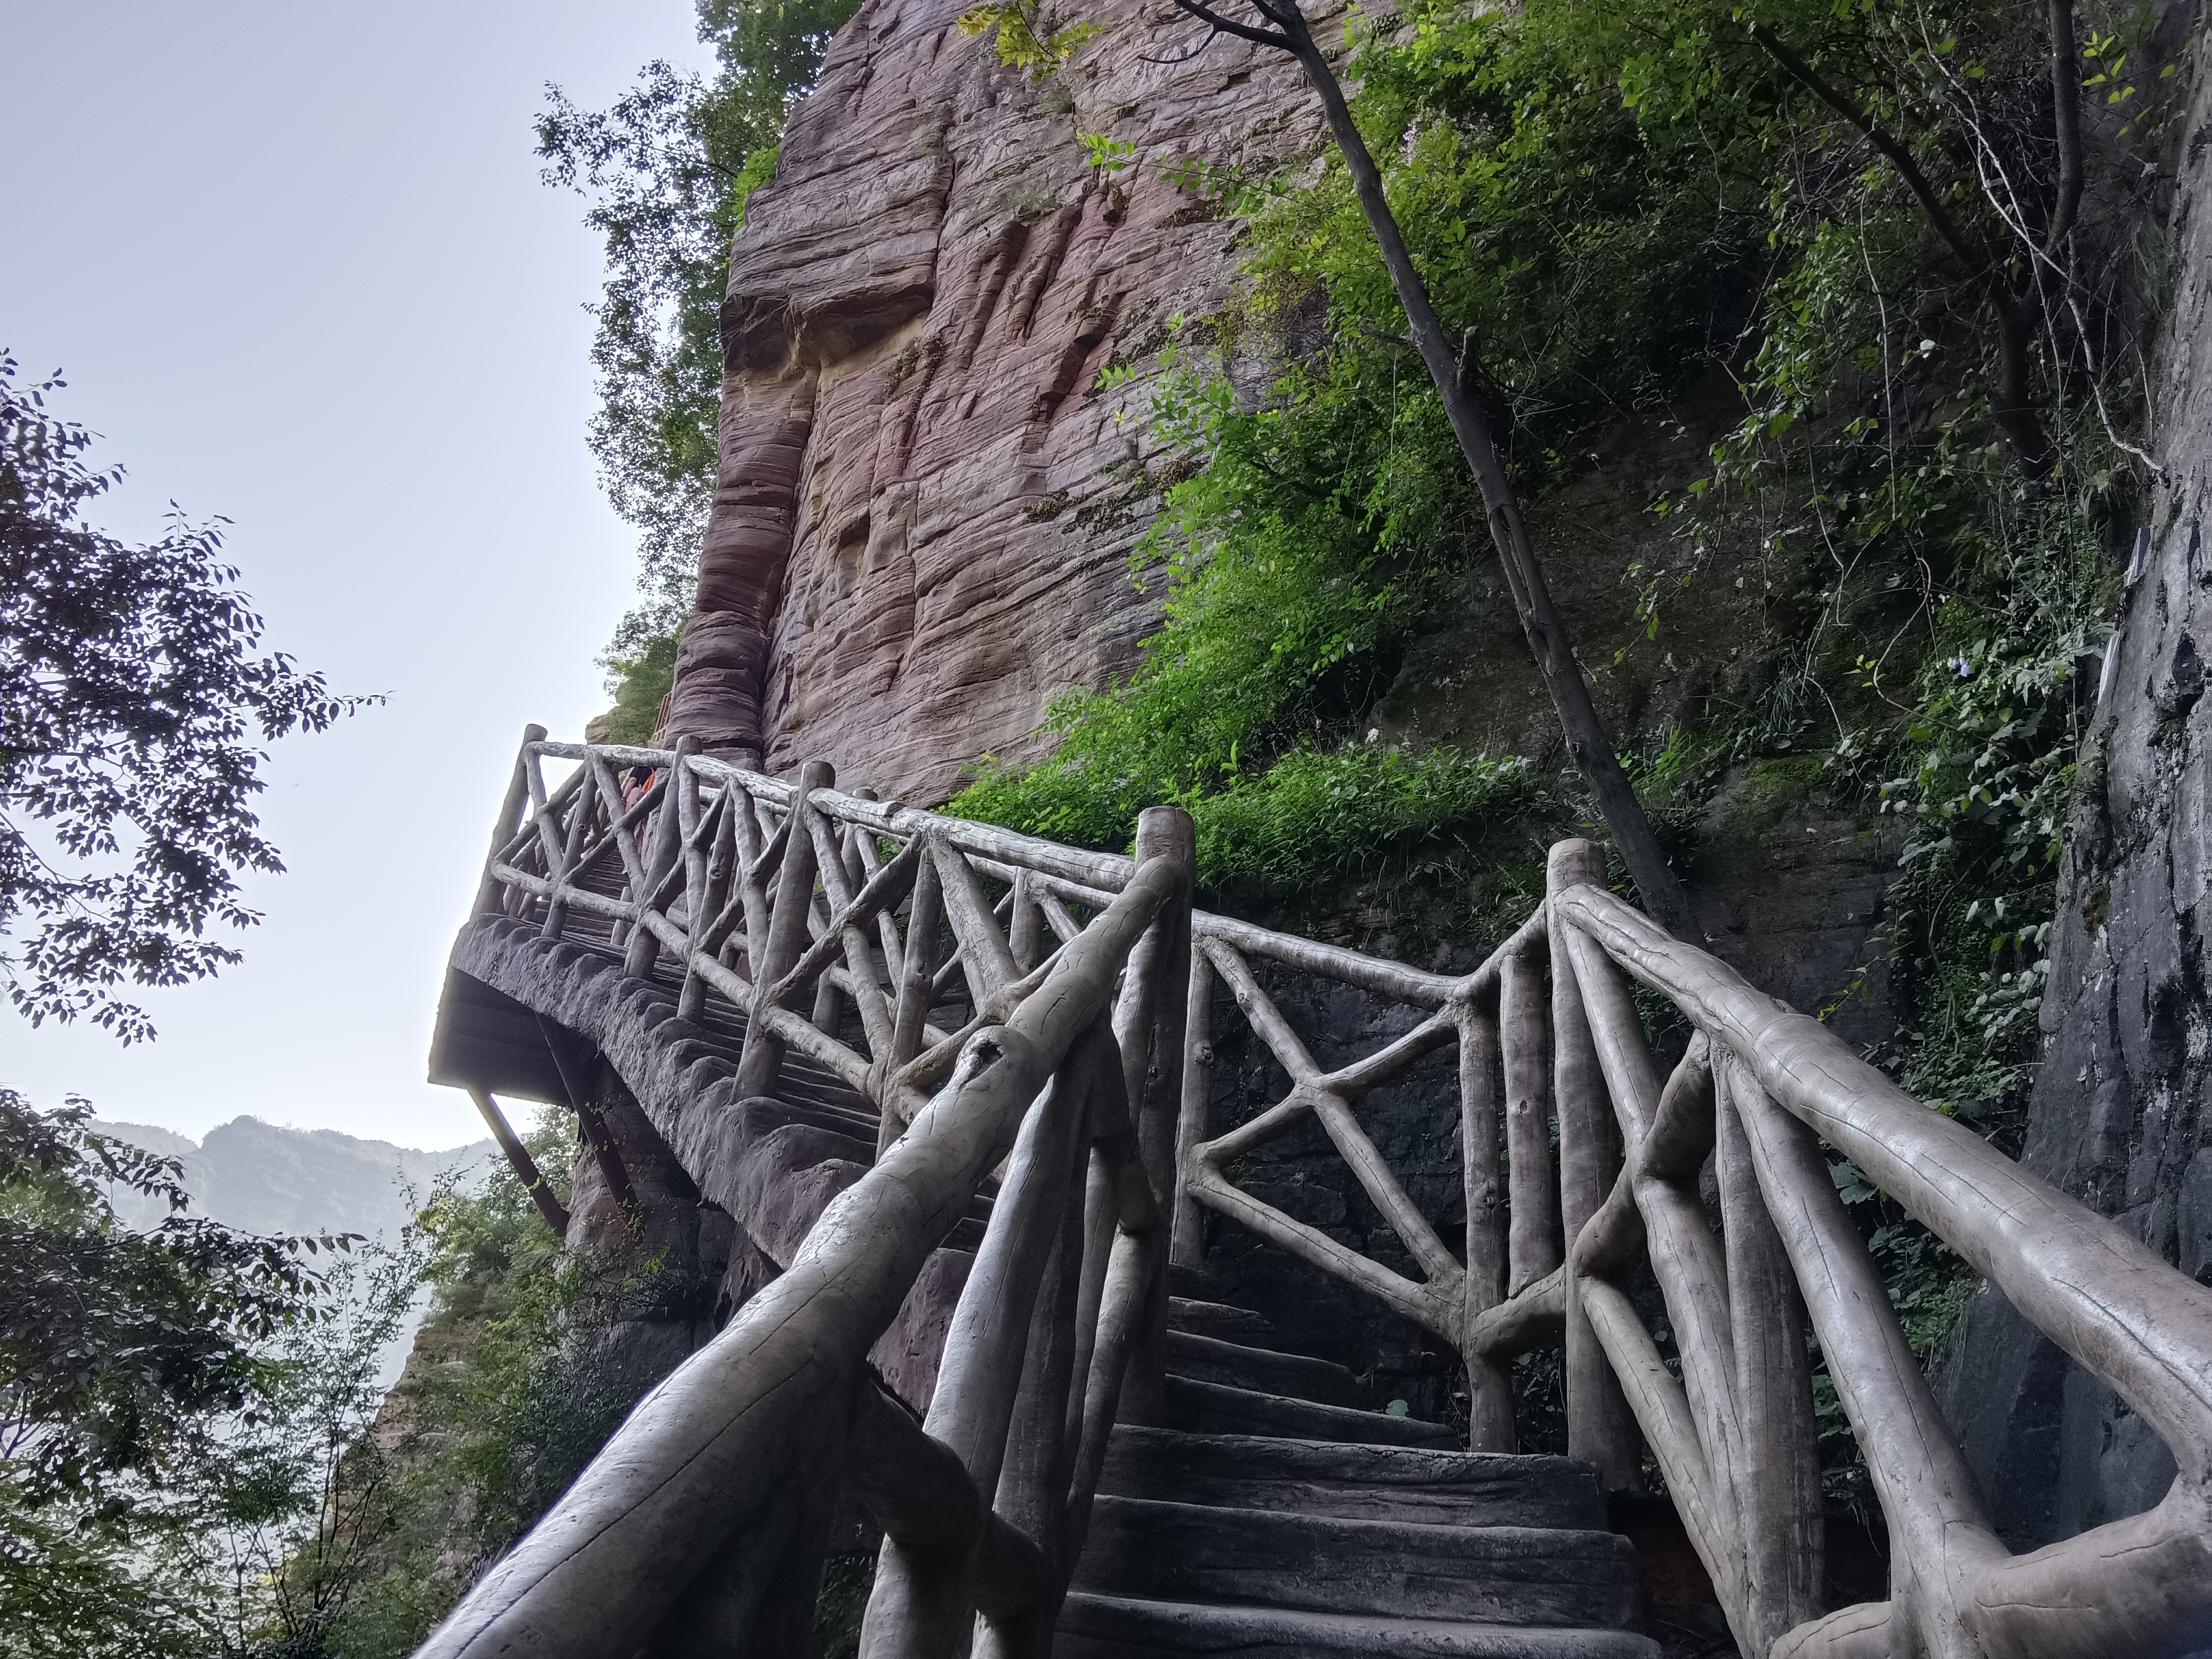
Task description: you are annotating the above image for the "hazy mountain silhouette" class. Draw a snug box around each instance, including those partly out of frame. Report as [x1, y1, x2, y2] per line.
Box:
[102, 1115, 494, 1238]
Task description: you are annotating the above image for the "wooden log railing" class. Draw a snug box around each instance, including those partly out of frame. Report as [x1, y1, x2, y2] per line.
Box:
[1178, 836, 2212, 1659]
[423, 735, 1191, 1659]
[438, 733, 2212, 1659]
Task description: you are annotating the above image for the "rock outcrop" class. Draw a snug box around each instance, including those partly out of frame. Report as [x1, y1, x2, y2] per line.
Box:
[1938, 20, 2212, 1550]
[665, 0, 1322, 801]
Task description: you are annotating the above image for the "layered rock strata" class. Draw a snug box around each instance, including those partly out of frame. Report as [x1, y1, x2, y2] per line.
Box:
[665, 0, 1322, 801]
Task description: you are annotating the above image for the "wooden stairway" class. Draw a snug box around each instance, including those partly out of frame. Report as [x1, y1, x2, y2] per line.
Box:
[1064, 1285, 1657, 1659]
[444, 852, 1656, 1657]
[423, 736, 2212, 1659]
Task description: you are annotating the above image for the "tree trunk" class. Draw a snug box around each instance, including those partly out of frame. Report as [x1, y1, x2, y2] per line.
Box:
[1278, 20, 1697, 941]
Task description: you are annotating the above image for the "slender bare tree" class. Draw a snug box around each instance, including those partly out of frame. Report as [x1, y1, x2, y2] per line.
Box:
[1164, 0, 1699, 938]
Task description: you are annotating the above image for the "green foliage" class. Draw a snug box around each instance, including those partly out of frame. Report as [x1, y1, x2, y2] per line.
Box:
[1863, 485, 2119, 1137]
[0, 1090, 419, 1659]
[950, 324, 1497, 876]
[1191, 747, 1541, 888]
[393, 1122, 632, 1557]
[1078, 132, 1136, 173]
[326, 1116, 698, 1658]
[1, 358, 376, 1041]
[954, 1, 1097, 80]
[542, 0, 852, 651]
[0, 1092, 348, 1508]
[598, 628, 681, 748]
[951, 0, 2159, 1455]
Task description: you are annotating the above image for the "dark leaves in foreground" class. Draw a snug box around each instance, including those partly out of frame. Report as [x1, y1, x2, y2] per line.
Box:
[0, 354, 378, 1039]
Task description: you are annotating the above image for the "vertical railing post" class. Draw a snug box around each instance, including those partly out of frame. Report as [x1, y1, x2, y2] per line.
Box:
[474, 724, 544, 916]
[1501, 940, 1563, 1293]
[1007, 869, 1042, 975]
[1547, 839, 1643, 1491]
[851, 788, 910, 988]
[736, 759, 833, 1100]
[1114, 805, 1194, 1425]
[1458, 1003, 1515, 1451]
[1716, 1063, 1824, 1650]
[625, 736, 697, 977]
[539, 766, 595, 941]
[1169, 943, 1214, 1268]
[680, 777, 738, 1021]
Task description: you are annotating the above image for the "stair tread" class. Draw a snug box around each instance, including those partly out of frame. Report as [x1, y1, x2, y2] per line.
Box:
[1058, 1596, 1660, 1659]
[1168, 1297, 1276, 1343]
[499, 904, 1646, 1650]
[1101, 1428, 1605, 1529]
[1072, 1496, 1641, 1627]
[1165, 1329, 1356, 1407]
[1166, 1376, 1457, 1449]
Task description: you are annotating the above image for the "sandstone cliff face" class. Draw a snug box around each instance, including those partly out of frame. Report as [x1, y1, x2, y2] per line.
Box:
[664, 0, 1322, 802]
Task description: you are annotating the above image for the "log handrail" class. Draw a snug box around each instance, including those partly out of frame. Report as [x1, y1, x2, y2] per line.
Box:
[442, 735, 2212, 1659]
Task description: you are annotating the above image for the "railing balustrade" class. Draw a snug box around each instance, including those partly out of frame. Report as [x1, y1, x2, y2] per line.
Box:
[429, 731, 2212, 1659]
[1179, 837, 2212, 1659]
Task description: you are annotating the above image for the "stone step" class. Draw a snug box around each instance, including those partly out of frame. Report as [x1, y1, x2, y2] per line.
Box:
[1071, 1497, 1641, 1628]
[1165, 1377, 1457, 1449]
[1099, 1428, 1605, 1531]
[1057, 1596, 1660, 1659]
[1167, 1296, 1276, 1345]
[1164, 1330, 1356, 1407]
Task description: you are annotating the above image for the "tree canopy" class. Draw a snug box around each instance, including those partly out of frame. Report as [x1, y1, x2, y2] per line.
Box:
[0, 356, 375, 1041]
[0, 1090, 415, 1659]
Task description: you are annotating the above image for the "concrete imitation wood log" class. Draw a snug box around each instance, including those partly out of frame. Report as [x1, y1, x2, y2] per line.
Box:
[586, 753, 654, 896]
[1169, 946, 1213, 1269]
[1107, 808, 1193, 1427]
[1501, 941, 1561, 1295]
[679, 782, 738, 1020]
[1466, 1266, 1564, 1358]
[415, 850, 1184, 1659]
[535, 1014, 635, 1212]
[1715, 1064, 1823, 1658]
[850, 789, 909, 987]
[736, 759, 834, 1099]
[871, 1026, 1107, 1659]
[1560, 883, 2212, 1490]
[803, 806, 899, 1059]
[995, 1188, 1085, 1560]
[927, 1030, 1101, 1493]
[626, 740, 696, 976]
[1457, 1005, 1513, 1451]
[466, 1085, 569, 1236]
[1547, 840, 1642, 1493]
[464, 735, 2212, 1659]
[538, 774, 594, 940]
[1722, 1053, 1998, 1657]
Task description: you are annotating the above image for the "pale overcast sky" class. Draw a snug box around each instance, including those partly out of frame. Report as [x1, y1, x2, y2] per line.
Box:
[2, 2, 715, 1148]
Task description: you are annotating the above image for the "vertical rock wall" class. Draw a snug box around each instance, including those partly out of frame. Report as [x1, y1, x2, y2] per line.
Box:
[664, 0, 1322, 802]
[1938, 27, 2212, 1549]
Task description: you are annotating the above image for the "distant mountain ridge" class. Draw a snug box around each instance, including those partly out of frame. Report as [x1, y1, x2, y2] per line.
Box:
[102, 1114, 494, 1240]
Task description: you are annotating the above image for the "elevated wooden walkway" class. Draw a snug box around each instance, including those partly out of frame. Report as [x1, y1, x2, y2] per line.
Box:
[416, 731, 2212, 1659]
